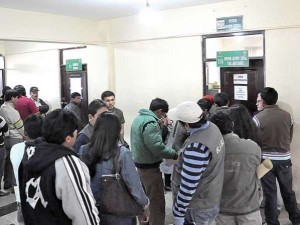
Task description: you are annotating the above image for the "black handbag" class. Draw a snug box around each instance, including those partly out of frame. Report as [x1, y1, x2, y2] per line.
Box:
[99, 148, 143, 216]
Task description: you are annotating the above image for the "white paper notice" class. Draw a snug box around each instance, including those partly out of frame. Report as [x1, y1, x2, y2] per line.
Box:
[233, 74, 248, 84]
[70, 77, 82, 95]
[234, 86, 248, 100]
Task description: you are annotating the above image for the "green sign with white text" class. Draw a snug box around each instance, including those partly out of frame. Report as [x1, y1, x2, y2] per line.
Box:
[66, 59, 82, 71]
[217, 50, 249, 67]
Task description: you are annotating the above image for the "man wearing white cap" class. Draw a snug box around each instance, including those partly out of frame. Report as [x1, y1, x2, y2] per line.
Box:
[170, 101, 225, 225]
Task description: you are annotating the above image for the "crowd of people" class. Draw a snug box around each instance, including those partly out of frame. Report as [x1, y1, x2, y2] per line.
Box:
[0, 85, 299, 225]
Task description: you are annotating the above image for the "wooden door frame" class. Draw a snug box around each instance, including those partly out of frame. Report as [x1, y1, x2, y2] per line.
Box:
[59, 47, 89, 124]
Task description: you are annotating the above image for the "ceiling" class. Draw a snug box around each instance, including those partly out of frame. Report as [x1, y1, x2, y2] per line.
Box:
[0, 0, 233, 20]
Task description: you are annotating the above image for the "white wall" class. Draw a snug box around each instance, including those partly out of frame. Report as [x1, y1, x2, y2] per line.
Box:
[113, 37, 202, 140]
[265, 28, 300, 194]
[107, 0, 300, 42]
[4, 42, 109, 110]
[0, 7, 103, 43]
[6, 49, 61, 109]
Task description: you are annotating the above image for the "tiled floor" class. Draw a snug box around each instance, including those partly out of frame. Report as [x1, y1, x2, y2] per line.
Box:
[0, 190, 294, 225]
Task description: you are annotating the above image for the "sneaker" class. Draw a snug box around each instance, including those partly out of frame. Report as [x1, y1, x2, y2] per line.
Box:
[0, 190, 10, 197]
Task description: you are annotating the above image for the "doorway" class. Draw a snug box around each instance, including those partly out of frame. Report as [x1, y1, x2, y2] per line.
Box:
[60, 48, 88, 124]
[203, 31, 265, 115]
[220, 59, 264, 115]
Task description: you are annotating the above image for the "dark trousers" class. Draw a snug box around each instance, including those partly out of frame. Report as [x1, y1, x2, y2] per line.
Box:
[4, 137, 23, 188]
[0, 146, 5, 184]
[261, 159, 300, 225]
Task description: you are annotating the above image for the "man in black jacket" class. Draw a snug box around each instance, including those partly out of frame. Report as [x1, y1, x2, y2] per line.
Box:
[19, 109, 99, 225]
[30, 86, 49, 116]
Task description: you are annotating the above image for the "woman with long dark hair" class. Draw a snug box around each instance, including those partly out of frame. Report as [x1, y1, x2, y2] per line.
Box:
[228, 104, 259, 143]
[80, 112, 149, 225]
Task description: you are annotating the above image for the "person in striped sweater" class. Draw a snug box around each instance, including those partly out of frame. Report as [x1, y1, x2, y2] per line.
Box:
[169, 101, 225, 225]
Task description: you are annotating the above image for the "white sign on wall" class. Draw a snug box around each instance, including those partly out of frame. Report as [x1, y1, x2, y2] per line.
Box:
[233, 74, 248, 84]
[234, 85, 248, 100]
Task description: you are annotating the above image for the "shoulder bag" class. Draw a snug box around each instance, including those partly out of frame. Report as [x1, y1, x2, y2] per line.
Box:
[99, 148, 143, 216]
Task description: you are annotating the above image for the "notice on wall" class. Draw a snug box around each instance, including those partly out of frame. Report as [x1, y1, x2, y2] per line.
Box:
[233, 74, 248, 84]
[70, 77, 82, 95]
[234, 85, 248, 100]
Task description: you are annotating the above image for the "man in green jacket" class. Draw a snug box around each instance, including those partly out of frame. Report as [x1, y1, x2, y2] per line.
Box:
[131, 98, 178, 225]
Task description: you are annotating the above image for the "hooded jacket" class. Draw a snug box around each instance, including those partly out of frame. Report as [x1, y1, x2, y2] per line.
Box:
[130, 109, 176, 166]
[19, 139, 99, 225]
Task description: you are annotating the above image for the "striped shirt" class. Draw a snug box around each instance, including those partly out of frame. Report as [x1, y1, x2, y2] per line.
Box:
[173, 142, 212, 217]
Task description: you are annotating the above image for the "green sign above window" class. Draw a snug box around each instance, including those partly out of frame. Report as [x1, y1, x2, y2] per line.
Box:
[66, 59, 82, 71]
[216, 16, 243, 32]
[217, 50, 249, 67]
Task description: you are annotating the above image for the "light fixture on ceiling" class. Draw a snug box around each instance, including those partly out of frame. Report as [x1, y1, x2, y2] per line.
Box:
[139, 0, 160, 25]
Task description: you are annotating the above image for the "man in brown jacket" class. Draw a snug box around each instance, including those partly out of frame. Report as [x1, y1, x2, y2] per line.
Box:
[253, 87, 300, 225]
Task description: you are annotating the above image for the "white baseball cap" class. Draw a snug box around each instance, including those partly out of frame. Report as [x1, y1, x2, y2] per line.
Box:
[168, 101, 203, 123]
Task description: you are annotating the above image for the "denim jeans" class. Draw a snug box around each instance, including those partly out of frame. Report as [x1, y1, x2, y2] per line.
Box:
[185, 205, 219, 225]
[261, 159, 300, 225]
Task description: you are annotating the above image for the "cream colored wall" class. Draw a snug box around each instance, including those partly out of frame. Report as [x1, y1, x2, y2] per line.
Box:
[113, 37, 202, 139]
[107, 0, 300, 42]
[0, 7, 103, 43]
[4, 42, 109, 110]
[265, 28, 300, 195]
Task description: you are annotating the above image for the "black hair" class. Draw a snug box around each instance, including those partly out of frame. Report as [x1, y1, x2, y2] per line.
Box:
[214, 92, 229, 107]
[24, 115, 43, 139]
[210, 112, 233, 135]
[2, 86, 11, 97]
[5, 89, 19, 102]
[85, 112, 121, 176]
[101, 90, 115, 100]
[42, 109, 79, 145]
[197, 98, 213, 111]
[149, 98, 169, 113]
[70, 92, 81, 99]
[14, 85, 26, 96]
[229, 104, 258, 141]
[260, 87, 278, 105]
[88, 99, 107, 116]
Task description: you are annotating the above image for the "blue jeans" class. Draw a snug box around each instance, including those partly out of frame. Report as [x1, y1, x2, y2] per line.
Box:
[185, 205, 219, 225]
[261, 159, 300, 225]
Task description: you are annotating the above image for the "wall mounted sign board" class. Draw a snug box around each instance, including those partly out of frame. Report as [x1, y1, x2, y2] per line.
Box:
[217, 50, 249, 67]
[234, 85, 248, 100]
[66, 59, 82, 71]
[216, 16, 243, 32]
